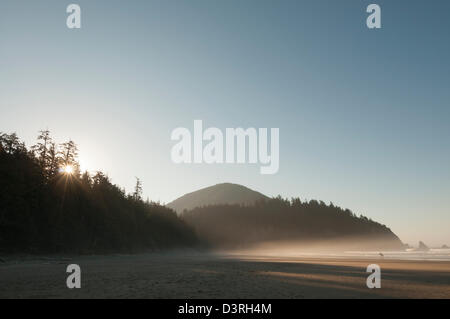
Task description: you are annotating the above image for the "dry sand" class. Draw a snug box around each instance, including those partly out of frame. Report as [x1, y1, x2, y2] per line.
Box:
[0, 252, 449, 299]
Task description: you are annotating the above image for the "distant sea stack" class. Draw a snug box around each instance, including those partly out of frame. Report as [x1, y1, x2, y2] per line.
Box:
[175, 183, 404, 250]
[417, 241, 430, 251]
[167, 183, 269, 214]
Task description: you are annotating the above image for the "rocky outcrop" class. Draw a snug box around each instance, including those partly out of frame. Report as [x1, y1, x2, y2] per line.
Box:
[417, 241, 430, 251]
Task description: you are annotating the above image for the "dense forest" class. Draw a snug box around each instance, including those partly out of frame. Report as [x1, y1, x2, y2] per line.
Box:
[183, 198, 404, 250]
[0, 131, 198, 254]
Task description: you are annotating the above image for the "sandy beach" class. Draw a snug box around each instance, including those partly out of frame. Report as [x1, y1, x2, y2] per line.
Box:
[0, 252, 449, 299]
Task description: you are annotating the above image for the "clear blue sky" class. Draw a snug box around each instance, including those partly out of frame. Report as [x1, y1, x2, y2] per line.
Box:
[1, 0, 449, 246]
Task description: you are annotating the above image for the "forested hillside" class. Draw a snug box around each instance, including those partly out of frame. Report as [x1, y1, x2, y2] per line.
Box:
[183, 198, 404, 250]
[0, 131, 198, 254]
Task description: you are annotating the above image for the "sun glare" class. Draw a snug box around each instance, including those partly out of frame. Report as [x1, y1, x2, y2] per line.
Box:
[64, 165, 74, 174]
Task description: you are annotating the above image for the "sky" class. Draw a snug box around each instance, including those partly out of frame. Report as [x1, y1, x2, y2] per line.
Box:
[1, 0, 449, 246]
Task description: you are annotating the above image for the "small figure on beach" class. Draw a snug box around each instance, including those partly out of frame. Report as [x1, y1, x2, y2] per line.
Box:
[379, 252, 384, 258]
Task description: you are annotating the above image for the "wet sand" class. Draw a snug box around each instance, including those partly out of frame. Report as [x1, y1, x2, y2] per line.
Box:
[0, 252, 449, 299]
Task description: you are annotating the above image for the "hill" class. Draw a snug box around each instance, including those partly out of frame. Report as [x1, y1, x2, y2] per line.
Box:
[167, 183, 269, 213]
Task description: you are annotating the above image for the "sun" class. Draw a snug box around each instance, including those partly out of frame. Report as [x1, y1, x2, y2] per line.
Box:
[63, 165, 74, 174]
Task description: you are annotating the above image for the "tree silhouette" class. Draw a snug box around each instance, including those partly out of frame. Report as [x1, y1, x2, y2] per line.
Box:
[31, 130, 52, 168]
[59, 140, 79, 173]
[47, 142, 59, 178]
[133, 177, 143, 201]
[0, 132, 26, 154]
